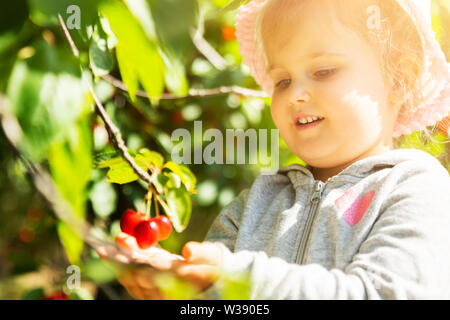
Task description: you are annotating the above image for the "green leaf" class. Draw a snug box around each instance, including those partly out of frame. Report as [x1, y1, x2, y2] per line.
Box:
[99, 15, 118, 49]
[400, 131, 446, 157]
[97, 155, 126, 169]
[123, 0, 157, 40]
[165, 186, 191, 233]
[147, 0, 197, 96]
[138, 148, 164, 169]
[94, 151, 120, 167]
[150, 171, 181, 193]
[159, 49, 189, 97]
[6, 39, 88, 161]
[151, 171, 168, 194]
[89, 21, 114, 77]
[115, 43, 138, 102]
[164, 172, 182, 189]
[103, 161, 140, 185]
[100, 0, 164, 104]
[48, 119, 92, 214]
[163, 161, 197, 193]
[96, 150, 155, 185]
[21, 288, 45, 300]
[57, 221, 84, 265]
[48, 117, 92, 265]
[96, 148, 163, 184]
[217, 0, 251, 14]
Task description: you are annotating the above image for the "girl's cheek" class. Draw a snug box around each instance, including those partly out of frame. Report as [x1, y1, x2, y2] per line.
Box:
[341, 91, 380, 120]
[270, 103, 282, 125]
[270, 103, 288, 130]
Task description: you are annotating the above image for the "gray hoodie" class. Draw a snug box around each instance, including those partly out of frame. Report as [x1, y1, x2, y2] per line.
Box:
[201, 148, 450, 299]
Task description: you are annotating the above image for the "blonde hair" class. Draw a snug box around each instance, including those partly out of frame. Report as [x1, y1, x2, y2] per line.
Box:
[255, 0, 449, 166]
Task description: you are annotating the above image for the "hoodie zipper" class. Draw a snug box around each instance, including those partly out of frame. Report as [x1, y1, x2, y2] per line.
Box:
[295, 180, 324, 265]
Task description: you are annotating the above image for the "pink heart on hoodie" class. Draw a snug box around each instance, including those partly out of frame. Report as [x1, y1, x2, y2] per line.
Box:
[335, 189, 375, 226]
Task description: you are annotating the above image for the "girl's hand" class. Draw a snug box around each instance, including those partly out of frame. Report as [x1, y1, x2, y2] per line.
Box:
[96, 233, 223, 299]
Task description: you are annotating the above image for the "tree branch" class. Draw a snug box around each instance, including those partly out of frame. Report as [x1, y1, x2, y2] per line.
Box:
[191, 31, 229, 71]
[86, 79, 153, 185]
[58, 15, 153, 186]
[190, 7, 229, 71]
[101, 74, 268, 99]
[58, 14, 79, 58]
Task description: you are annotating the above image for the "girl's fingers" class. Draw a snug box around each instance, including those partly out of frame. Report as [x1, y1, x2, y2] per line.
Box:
[173, 264, 220, 290]
[96, 246, 109, 258]
[96, 244, 120, 258]
[115, 233, 184, 268]
[114, 252, 133, 264]
[96, 245, 132, 264]
[182, 241, 222, 265]
[115, 232, 139, 250]
[176, 264, 220, 280]
[130, 249, 184, 270]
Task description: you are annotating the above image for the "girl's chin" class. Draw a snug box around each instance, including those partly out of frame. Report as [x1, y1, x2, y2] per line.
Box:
[289, 142, 332, 162]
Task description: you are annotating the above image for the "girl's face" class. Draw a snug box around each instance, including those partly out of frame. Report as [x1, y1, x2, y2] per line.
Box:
[263, 3, 402, 181]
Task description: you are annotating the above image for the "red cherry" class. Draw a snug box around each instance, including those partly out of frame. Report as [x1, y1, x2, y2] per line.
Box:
[44, 292, 69, 300]
[134, 220, 160, 249]
[120, 209, 148, 236]
[153, 215, 172, 241]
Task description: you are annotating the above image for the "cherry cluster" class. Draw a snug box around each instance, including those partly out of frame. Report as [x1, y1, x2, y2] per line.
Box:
[120, 209, 172, 249]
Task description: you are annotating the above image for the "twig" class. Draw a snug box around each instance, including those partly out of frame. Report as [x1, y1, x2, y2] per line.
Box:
[58, 15, 79, 58]
[58, 15, 153, 186]
[190, 8, 229, 71]
[191, 29, 229, 71]
[102, 74, 268, 99]
[154, 194, 160, 217]
[86, 80, 153, 185]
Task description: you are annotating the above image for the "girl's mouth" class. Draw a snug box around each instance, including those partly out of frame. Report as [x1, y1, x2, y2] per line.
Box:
[295, 117, 325, 131]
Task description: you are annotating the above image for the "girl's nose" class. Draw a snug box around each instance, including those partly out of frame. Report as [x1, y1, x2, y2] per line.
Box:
[290, 87, 311, 105]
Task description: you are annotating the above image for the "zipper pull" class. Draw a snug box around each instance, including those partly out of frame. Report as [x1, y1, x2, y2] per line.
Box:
[311, 180, 324, 203]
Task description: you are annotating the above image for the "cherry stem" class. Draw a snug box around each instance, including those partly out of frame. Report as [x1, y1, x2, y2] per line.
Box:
[146, 191, 152, 218]
[138, 197, 146, 215]
[154, 194, 160, 217]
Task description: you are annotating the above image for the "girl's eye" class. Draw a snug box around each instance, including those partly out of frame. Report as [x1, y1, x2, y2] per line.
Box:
[313, 68, 337, 79]
[276, 79, 291, 88]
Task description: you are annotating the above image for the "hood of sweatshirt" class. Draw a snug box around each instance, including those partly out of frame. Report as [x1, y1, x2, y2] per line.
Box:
[277, 148, 445, 186]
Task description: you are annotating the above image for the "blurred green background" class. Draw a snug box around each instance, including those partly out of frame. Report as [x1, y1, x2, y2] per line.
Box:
[0, 0, 448, 300]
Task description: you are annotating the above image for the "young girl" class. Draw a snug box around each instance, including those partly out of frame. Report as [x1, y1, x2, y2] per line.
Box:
[98, 0, 450, 299]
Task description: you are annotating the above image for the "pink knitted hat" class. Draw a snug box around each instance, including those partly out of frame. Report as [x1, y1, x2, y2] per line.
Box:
[235, 0, 450, 138]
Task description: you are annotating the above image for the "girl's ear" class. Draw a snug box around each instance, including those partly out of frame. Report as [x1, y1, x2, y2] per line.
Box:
[388, 53, 421, 109]
[388, 78, 403, 109]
